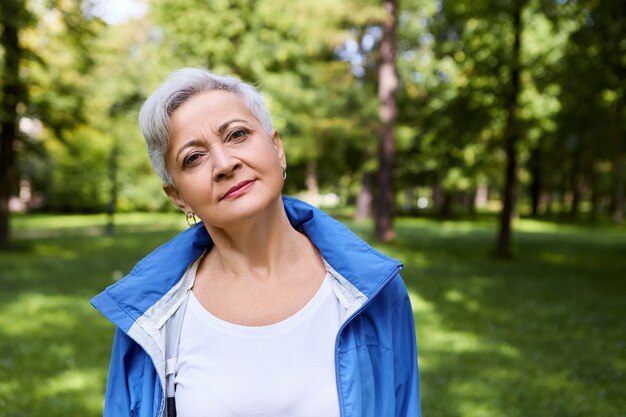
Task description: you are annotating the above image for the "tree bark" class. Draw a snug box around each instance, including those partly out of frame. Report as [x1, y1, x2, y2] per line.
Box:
[529, 146, 541, 217]
[559, 186, 568, 218]
[356, 171, 373, 220]
[464, 190, 476, 215]
[439, 191, 453, 219]
[589, 166, 598, 223]
[544, 191, 553, 216]
[306, 159, 319, 207]
[375, 0, 398, 242]
[495, 0, 524, 258]
[569, 153, 581, 219]
[475, 182, 488, 209]
[0, 0, 24, 250]
[432, 178, 444, 210]
[614, 155, 624, 225]
[105, 141, 119, 235]
[612, 101, 624, 225]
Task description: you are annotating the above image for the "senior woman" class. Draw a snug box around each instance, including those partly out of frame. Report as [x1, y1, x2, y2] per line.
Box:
[92, 68, 421, 417]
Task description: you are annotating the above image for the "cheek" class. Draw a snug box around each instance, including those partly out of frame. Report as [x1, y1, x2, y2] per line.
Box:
[177, 177, 213, 204]
[262, 142, 283, 166]
[242, 145, 279, 172]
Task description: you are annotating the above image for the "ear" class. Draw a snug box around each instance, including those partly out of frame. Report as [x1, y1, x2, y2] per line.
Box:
[271, 130, 287, 170]
[163, 184, 190, 213]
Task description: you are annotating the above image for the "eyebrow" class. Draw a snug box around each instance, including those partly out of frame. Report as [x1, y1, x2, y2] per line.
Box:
[175, 119, 248, 162]
[218, 119, 247, 135]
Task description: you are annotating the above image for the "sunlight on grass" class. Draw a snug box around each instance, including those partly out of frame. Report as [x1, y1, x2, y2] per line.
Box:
[29, 243, 78, 257]
[515, 218, 566, 233]
[539, 251, 569, 264]
[444, 289, 481, 312]
[2, 212, 625, 417]
[451, 382, 501, 417]
[11, 212, 185, 239]
[35, 368, 105, 414]
[409, 289, 520, 363]
[12, 212, 183, 230]
[0, 294, 86, 336]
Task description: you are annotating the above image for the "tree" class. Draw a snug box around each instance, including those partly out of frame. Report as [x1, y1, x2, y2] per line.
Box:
[150, 0, 382, 202]
[0, 0, 29, 249]
[545, 0, 626, 223]
[495, 0, 525, 258]
[375, 0, 398, 241]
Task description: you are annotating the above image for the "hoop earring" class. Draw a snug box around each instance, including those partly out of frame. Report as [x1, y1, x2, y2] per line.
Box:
[282, 168, 287, 181]
[186, 212, 197, 227]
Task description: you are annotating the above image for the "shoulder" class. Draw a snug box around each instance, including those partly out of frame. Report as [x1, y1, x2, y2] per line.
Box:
[92, 223, 211, 329]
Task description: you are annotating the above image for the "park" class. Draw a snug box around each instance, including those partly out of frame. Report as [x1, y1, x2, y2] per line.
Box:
[1, 0, 625, 416]
[1, 212, 625, 415]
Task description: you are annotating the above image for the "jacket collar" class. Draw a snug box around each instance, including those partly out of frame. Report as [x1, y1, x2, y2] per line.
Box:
[91, 196, 402, 333]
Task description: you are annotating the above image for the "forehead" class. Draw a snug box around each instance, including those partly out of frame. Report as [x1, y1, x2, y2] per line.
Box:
[170, 90, 255, 132]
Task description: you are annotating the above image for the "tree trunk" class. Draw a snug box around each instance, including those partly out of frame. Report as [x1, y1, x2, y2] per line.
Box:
[464, 190, 477, 216]
[569, 153, 581, 219]
[106, 141, 119, 235]
[356, 171, 373, 220]
[612, 101, 624, 225]
[432, 178, 444, 210]
[614, 155, 624, 225]
[496, 0, 524, 258]
[439, 191, 453, 219]
[589, 166, 598, 223]
[403, 188, 414, 214]
[0, 0, 24, 250]
[559, 186, 568, 218]
[375, 0, 398, 242]
[475, 182, 488, 209]
[529, 146, 541, 217]
[544, 191, 553, 216]
[306, 159, 319, 207]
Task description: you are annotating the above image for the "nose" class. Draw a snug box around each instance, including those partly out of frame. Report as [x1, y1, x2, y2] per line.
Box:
[211, 145, 241, 182]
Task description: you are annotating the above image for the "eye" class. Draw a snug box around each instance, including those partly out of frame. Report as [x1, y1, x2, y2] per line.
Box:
[182, 152, 203, 168]
[226, 128, 250, 143]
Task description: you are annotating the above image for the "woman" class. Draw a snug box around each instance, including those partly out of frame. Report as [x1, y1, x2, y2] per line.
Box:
[92, 68, 421, 417]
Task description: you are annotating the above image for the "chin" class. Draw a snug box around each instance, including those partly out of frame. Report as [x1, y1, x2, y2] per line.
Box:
[203, 193, 283, 228]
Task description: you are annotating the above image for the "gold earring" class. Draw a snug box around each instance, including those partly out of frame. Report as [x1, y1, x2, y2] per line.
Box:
[186, 212, 197, 227]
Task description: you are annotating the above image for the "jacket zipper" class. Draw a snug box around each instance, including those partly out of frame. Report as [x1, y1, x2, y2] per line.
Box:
[333, 263, 403, 417]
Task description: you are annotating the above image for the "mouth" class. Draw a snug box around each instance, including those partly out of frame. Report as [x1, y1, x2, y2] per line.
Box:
[222, 179, 256, 200]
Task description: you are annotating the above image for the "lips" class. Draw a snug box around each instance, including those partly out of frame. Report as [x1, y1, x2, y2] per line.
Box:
[222, 179, 256, 200]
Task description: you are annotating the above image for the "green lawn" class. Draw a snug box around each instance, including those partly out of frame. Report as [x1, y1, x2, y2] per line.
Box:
[1, 212, 624, 417]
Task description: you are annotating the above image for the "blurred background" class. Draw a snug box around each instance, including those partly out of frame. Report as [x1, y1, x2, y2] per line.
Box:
[0, 0, 624, 416]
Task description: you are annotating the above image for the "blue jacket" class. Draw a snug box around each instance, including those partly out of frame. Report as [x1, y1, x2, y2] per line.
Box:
[92, 197, 421, 417]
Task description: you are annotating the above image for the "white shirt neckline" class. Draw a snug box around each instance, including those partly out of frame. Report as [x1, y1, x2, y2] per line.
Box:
[187, 272, 334, 338]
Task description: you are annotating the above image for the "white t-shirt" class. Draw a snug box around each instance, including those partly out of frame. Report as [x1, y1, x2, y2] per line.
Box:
[174, 273, 342, 417]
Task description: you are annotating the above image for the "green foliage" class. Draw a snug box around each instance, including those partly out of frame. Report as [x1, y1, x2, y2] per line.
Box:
[149, 0, 385, 194]
[47, 126, 109, 212]
[2, 0, 624, 224]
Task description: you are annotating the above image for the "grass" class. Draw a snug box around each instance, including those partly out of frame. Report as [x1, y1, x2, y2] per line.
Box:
[1, 212, 625, 417]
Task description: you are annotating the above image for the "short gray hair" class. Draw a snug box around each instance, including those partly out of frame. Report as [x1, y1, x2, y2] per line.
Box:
[138, 67, 273, 185]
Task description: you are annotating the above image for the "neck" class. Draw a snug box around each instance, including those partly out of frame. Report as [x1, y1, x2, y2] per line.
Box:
[203, 198, 306, 280]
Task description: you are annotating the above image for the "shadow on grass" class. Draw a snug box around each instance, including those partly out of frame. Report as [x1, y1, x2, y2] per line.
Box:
[2, 216, 625, 417]
[352, 218, 626, 417]
[0, 226, 184, 417]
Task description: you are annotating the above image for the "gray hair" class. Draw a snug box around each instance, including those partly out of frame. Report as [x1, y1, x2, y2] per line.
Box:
[138, 67, 273, 185]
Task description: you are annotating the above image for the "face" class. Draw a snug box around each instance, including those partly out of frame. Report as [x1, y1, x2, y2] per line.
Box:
[163, 90, 286, 228]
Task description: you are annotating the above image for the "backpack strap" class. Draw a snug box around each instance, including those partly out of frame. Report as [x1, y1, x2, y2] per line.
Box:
[164, 290, 190, 417]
